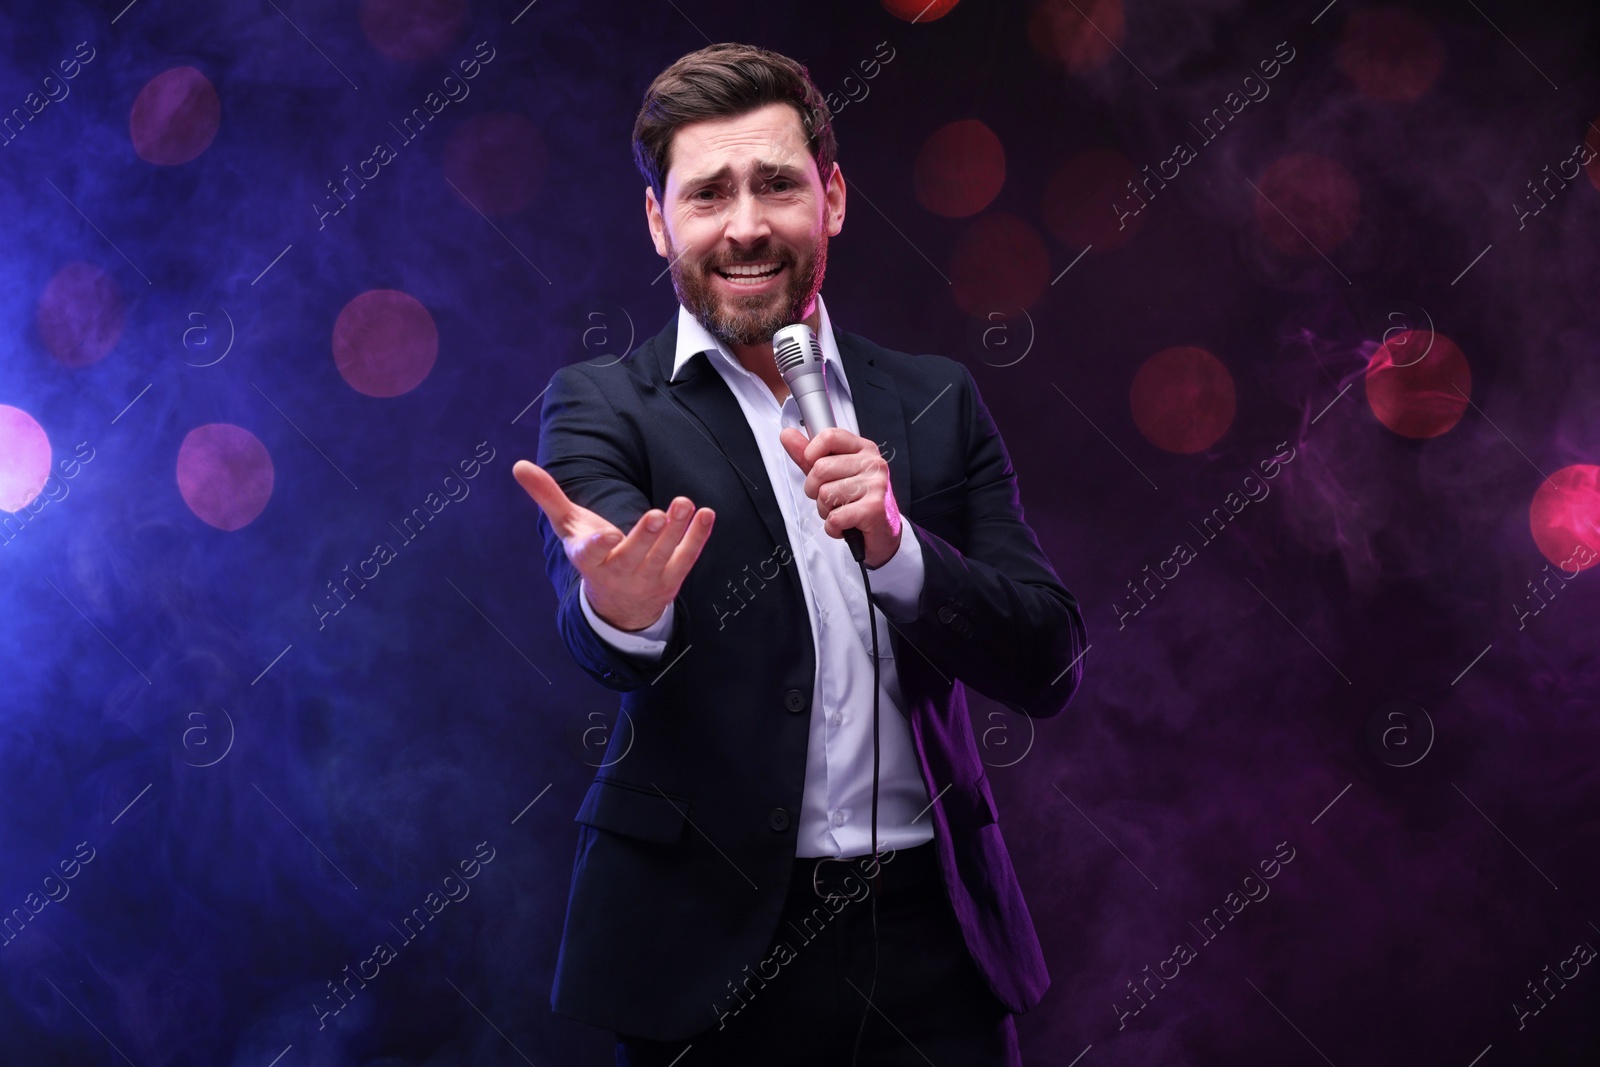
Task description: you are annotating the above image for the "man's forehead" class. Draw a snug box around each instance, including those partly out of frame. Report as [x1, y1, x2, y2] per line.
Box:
[667, 107, 814, 186]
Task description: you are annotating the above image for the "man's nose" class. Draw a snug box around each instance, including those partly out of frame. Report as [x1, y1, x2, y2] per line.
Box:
[721, 191, 771, 244]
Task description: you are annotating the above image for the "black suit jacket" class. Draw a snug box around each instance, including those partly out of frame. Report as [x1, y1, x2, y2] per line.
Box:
[535, 310, 1087, 1040]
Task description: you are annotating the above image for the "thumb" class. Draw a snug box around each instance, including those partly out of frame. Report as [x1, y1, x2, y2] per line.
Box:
[779, 426, 812, 472]
[570, 526, 623, 574]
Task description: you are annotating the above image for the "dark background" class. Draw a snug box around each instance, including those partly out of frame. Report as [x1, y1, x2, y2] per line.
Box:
[2, 0, 1598, 1063]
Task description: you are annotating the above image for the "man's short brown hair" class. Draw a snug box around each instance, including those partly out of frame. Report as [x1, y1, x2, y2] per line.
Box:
[632, 43, 837, 205]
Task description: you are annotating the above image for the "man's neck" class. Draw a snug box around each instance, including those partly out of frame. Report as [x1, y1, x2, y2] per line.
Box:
[726, 302, 822, 405]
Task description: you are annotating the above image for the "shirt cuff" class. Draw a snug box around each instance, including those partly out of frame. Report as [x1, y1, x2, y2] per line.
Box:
[866, 520, 925, 622]
[579, 578, 673, 659]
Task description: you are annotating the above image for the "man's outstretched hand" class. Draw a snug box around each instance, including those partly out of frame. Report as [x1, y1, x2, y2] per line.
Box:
[513, 460, 715, 632]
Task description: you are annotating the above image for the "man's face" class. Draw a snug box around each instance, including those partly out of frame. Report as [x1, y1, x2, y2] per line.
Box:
[645, 101, 845, 349]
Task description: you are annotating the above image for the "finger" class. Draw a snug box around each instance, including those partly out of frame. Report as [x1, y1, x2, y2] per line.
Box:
[640, 497, 695, 575]
[803, 427, 862, 467]
[824, 498, 872, 540]
[605, 506, 672, 574]
[806, 452, 873, 502]
[660, 508, 716, 589]
[817, 475, 867, 519]
[513, 460, 574, 534]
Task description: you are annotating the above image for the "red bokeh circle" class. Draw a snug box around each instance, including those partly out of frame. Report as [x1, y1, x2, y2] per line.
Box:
[881, 0, 960, 21]
[1364, 329, 1470, 439]
[1027, 0, 1125, 73]
[1130, 347, 1236, 454]
[949, 213, 1050, 315]
[914, 119, 1005, 219]
[1585, 118, 1600, 194]
[1042, 149, 1144, 252]
[1255, 153, 1361, 256]
[1335, 8, 1445, 103]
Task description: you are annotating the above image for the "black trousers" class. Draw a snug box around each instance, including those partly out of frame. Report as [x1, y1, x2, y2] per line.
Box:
[615, 841, 1021, 1067]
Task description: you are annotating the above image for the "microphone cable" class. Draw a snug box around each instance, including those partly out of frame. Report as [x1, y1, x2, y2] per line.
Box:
[844, 531, 882, 1067]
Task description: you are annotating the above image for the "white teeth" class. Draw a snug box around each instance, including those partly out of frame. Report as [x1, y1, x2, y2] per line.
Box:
[719, 262, 782, 278]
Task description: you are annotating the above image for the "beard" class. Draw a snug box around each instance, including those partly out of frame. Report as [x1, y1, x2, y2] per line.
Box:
[666, 229, 828, 349]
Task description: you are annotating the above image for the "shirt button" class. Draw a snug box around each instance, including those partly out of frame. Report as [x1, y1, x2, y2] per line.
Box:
[784, 689, 806, 714]
[831, 711, 842, 726]
[768, 807, 791, 832]
[832, 811, 845, 827]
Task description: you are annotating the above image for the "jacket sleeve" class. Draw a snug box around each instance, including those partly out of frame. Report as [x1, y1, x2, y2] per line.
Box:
[881, 362, 1087, 718]
[534, 363, 692, 692]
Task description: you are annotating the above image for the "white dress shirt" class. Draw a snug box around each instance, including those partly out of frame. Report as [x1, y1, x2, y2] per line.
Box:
[578, 294, 935, 858]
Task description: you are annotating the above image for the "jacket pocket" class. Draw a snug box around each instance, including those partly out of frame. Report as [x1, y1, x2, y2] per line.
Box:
[574, 776, 690, 844]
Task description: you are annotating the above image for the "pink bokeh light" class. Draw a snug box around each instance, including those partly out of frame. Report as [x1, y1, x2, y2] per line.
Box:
[360, 0, 466, 62]
[37, 261, 124, 368]
[176, 424, 275, 531]
[130, 66, 221, 165]
[1529, 465, 1600, 572]
[0, 406, 52, 513]
[333, 290, 439, 398]
[443, 113, 547, 216]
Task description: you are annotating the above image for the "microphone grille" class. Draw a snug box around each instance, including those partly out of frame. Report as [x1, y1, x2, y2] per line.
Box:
[772, 325, 820, 375]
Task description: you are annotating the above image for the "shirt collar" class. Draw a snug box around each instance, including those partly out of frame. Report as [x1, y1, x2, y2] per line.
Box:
[669, 291, 852, 402]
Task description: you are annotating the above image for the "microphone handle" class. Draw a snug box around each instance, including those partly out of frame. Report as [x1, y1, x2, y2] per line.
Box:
[792, 383, 867, 563]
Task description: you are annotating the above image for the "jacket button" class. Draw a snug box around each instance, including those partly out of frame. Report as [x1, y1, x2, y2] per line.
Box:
[768, 807, 790, 831]
[784, 689, 807, 713]
[937, 605, 955, 624]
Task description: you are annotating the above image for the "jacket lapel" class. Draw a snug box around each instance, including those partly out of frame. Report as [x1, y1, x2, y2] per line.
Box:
[654, 315, 792, 554]
[648, 316, 912, 558]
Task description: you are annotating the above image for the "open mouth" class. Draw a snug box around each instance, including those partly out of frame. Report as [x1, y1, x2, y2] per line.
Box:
[714, 260, 785, 287]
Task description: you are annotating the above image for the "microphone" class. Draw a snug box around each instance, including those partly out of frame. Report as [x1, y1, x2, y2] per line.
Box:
[773, 322, 866, 563]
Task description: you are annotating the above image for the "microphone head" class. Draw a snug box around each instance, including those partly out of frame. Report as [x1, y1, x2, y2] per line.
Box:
[772, 323, 823, 381]
[772, 321, 838, 434]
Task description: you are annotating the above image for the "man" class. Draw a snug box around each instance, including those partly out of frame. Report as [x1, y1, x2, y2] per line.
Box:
[513, 42, 1086, 1066]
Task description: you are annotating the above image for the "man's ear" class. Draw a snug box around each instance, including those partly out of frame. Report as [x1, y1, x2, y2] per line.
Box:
[824, 161, 845, 238]
[645, 186, 669, 257]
